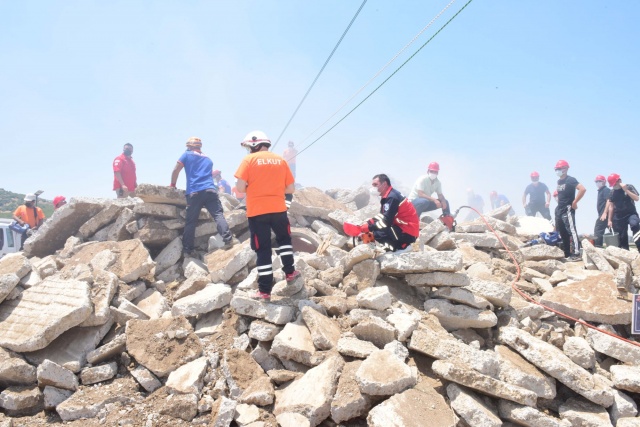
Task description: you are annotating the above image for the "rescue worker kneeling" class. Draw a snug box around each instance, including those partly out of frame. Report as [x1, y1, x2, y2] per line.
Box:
[361, 174, 420, 251]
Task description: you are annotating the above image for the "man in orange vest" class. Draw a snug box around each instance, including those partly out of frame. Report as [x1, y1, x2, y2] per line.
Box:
[12, 194, 45, 250]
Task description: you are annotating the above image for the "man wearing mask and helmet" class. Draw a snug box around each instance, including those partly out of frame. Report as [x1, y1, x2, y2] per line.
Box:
[408, 162, 450, 217]
[113, 143, 137, 198]
[606, 173, 640, 251]
[593, 175, 611, 247]
[554, 160, 586, 261]
[522, 171, 551, 219]
[361, 174, 419, 252]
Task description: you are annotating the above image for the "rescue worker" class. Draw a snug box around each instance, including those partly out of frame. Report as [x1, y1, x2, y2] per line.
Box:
[593, 175, 611, 247]
[113, 143, 137, 198]
[408, 162, 450, 217]
[522, 171, 551, 219]
[12, 194, 45, 250]
[170, 137, 236, 258]
[212, 170, 231, 194]
[606, 173, 640, 251]
[234, 130, 299, 300]
[489, 191, 515, 215]
[361, 174, 419, 252]
[53, 195, 67, 210]
[554, 160, 586, 261]
[282, 140, 298, 178]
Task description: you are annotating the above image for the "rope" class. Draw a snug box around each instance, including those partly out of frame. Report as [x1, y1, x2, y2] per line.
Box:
[293, 0, 475, 159]
[457, 205, 640, 348]
[271, 0, 368, 150]
[295, 0, 458, 148]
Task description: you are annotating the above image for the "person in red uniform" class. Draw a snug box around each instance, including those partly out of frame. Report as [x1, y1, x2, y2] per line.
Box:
[361, 174, 419, 252]
[113, 143, 137, 198]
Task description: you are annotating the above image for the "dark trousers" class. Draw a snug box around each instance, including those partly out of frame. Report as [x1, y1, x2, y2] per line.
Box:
[411, 197, 450, 216]
[556, 206, 580, 257]
[612, 213, 640, 251]
[373, 225, 416, 251]
[248, 212, 295, 294]
[183, 190, 232, 251]
[593, 218, 608, 247]
[525, 203, 551, 220]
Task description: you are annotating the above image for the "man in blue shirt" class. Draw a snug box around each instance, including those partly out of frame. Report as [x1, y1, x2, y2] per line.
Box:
[212, 170, 232, 194]
[170, 137, 235, 256]
[522, 171, 551, 220]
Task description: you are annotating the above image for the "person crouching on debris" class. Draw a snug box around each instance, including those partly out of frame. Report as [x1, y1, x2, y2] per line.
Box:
[234, 130, 300, 300]
[408, 162, 450, 218]
[53, 195, 67, 210]
[606, 173, 640, 251]
[360, 174, 419, 252]
[170, 137, 236, 258]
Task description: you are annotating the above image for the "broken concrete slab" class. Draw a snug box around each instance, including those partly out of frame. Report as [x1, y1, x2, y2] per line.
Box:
[330, 360, 370, 424]
[36, 359, 78, 391]
[494, 344, 556, 400]
[0, 347, 37, 387]
[540, 274, 631, 324]
[378, 250, 464, 274]
[558, 397, 613, 427]
[447, 383, 502, 427]
[129, 365, 162, 393]
[431, 286, 492, 310]
[0, 278, 92, 352]
[586, 327, 640, 365]
[43, 386, 73, 411]
[405, 271, 469, 287]
[336, 336, 379, 359]
[301, 306, 341, 350]
[355, 285, 392, 310]
[519, 244, 566, 261]
[133, 288, 170, 319]
[498, 400, 570, 427]
[55, 377, 140, 421]
[172, 283, 232, 317]
[0, 385, 44, 416]
[78, 204, 123, 239]
[351, 316, 396, 349]
[166, 356, 208, 395]
[79, 362, 117, 385]
[79, 270, 118, 327]
[206, 243, 256, 283]
[290, 187, 351, 221]
[424, 298, 497, 331]
[135, 183, 187, 206]
[86, 333, 126, 365]
[222, 349, 274, 406]
[154, 236, 182, 274]
[610, 365, 640, 393]
[126, 316, 203, 377]
[270, 320, 316, 366]
[463, 278, 512, 308]
[355, 349, 416, 396]
[230, 294, 295, 325]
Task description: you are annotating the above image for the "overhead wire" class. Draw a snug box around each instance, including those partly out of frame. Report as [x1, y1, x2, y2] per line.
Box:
[294, 0, 475, 159]
[271, 0, 368, 151]
[295, 0, 458, 148]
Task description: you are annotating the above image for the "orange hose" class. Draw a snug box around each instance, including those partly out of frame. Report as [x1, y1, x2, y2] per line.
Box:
[457, 206, 640, 347]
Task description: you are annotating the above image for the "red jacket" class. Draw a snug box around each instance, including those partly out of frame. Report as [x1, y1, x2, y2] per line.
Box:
[366, 187, 419, 237]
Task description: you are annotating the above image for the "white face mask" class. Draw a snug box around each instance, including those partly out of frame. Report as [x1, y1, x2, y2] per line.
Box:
[429, 173, 438, 180]
[596, 181, 604, 189]
[555, 169, 564, 177]
[369, 187, 379, 197]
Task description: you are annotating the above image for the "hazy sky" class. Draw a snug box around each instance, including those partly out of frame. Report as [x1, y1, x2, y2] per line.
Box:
[1, 1, 638, 234]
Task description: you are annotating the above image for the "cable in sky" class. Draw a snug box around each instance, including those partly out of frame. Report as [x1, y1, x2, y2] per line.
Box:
[296, 0, 457, 147]
[271, 0, 367, 151]
[294, 0, 474, 159]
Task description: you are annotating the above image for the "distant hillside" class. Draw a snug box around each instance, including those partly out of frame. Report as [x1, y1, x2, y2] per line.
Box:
[0, 188, 54, 219]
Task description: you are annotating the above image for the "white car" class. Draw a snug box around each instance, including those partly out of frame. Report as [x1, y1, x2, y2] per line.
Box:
[0, 218, 22, 258]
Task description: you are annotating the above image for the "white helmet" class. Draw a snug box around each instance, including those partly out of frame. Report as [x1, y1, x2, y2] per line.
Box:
[241, 130, 271, 152]
[24, 194, 36, 202]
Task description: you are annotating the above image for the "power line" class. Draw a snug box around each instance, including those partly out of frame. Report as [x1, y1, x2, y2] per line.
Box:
[295, 0, 475, 159]
[271, 0, 367, 150]
[296, 0, 457, 147]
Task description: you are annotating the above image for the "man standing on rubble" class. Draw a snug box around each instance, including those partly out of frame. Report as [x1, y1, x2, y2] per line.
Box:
[113, 143, 137, 198]
[170, 137, 236, 258]
[554, 160, 586, 261]
[361, 174, 419, 252]
[282, 140, 298, 178]
[234, 130, 300, 300]
[606, 173, 640, 251]
[13, 194, 45, 250]
[408, 162, 450, 217]
[522, 171, 551, 219]
[593, 175, 610, 247]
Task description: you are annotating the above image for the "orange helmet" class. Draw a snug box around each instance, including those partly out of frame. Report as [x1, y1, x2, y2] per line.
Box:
[554, 160, 569, 169]
[607, 173, 621, 188]
[427, 162, 440, 172]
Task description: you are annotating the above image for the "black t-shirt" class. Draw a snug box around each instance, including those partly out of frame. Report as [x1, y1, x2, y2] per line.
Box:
[596, 186, 611, 216]
[556, 175, 579, 211]
[609, 184, 638, 219]
[525, 182, 548, 205]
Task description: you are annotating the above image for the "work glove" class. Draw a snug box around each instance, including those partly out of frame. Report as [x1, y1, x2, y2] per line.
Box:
[360, 223, 370, 233]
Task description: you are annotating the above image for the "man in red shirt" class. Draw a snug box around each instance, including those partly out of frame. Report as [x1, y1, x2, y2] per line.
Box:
[113, 143, 137, 198]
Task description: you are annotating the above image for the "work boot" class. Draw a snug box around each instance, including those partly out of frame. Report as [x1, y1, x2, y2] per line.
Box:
[285, 270, 301, 282]
[222, 237, 240, 250]
[565, 255, 581, 263]
[249, 290, 271, 301]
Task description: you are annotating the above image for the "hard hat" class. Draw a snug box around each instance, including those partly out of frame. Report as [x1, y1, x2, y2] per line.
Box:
[530, 171, 540, 178]
[24, 194, 36, 202]
[554, 160, 569, 169]
[427, 162, 440, 172]
[489, 191, 497, 199]
[212, 169, 221, 178]
[594, 175, 605, 182]
[607, 173, 621, 188]
[53, 195, 66, 207]
[186, 137, 202, 147]
[241, 130, 271, 150]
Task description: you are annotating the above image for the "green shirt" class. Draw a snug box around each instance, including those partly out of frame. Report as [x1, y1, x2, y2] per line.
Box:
[408, 175, 442, 200]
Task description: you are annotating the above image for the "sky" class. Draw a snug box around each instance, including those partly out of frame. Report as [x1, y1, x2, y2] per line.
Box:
[1, 1, 639, 234]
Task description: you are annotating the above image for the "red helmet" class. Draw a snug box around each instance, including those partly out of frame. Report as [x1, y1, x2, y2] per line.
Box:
[53, 195, 66, 208]
[212, 169, 221, 178]
[555, 160, 569, 169]
[490, 191, 498, 199]
[427, 162, 440, 172]
[530, 171, 539, 178]
[607, 173, 621, 188]
[594, 175, 605, 182]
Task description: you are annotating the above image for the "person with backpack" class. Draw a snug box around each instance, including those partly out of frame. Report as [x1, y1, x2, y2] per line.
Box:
[12, 194, 45, 250]
[606, 173, 640, 251]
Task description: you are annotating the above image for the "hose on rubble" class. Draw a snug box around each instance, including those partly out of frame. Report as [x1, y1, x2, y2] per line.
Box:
[455, 205, 640, 348]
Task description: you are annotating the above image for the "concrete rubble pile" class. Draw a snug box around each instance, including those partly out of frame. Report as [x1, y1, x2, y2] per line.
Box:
[1, 183, 640, 426]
